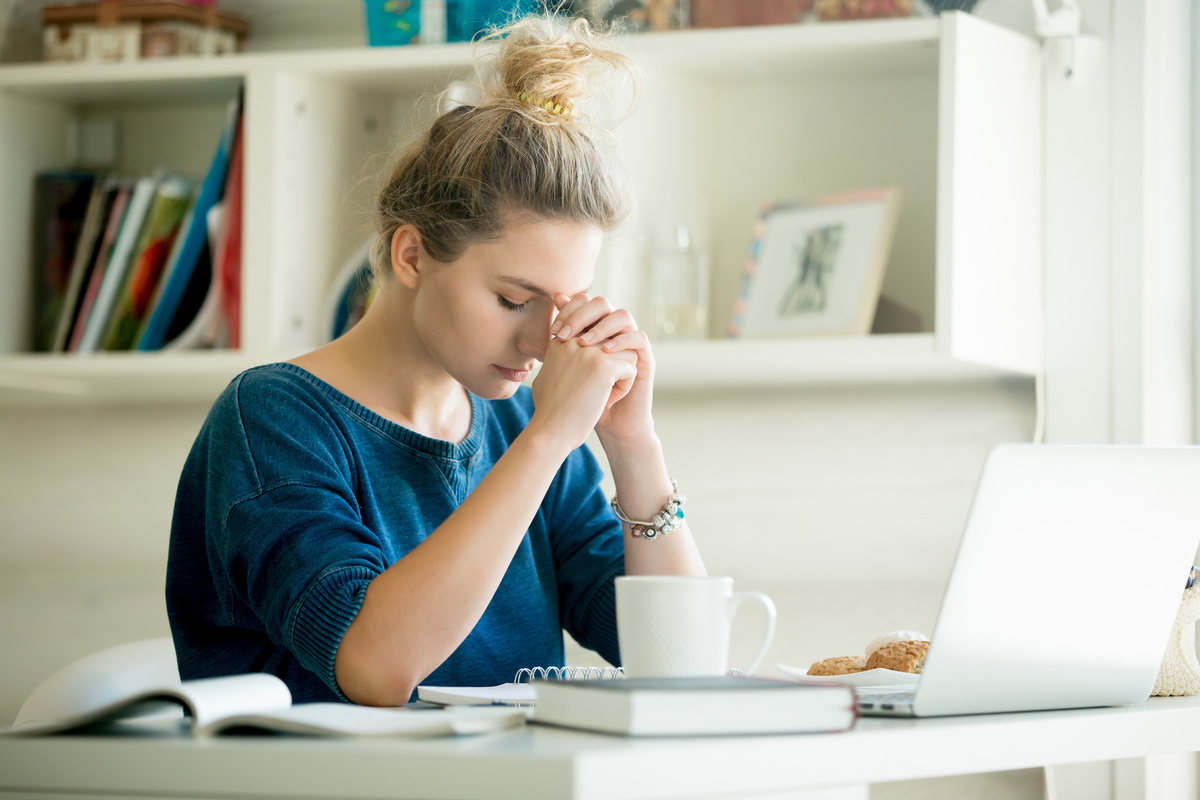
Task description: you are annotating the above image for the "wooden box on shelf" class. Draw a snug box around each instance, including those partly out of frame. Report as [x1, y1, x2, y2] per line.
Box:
[43, 1, 250, 63]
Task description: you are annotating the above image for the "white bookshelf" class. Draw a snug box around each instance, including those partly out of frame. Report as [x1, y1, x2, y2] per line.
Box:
[0, 12, 1041, 406]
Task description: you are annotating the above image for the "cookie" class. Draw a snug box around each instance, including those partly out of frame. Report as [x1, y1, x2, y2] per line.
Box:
[807, 656, 868, 676]
[864, 640, 929, 673]
[864, 630, 929, 657]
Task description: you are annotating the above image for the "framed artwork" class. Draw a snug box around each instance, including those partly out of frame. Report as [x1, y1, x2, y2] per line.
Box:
[729, 187, 901, 338]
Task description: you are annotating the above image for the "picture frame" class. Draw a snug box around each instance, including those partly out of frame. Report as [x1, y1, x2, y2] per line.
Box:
[729, 187, 901, 338]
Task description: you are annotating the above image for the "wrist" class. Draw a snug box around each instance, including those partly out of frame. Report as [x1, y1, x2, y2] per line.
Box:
[596, 426, 661, 463]
[518, 416, 580, 464]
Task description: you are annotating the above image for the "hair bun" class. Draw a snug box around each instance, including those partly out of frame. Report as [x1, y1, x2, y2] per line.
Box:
[473, 15, 634, 124]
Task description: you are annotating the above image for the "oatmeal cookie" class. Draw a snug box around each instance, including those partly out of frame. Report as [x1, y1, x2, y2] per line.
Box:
[807, 655, 868, 676]
[864, 640, 929, 673]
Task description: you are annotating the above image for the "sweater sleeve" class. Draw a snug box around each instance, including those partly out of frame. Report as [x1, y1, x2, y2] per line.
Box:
[221, 485, 383, 700]
[204, 372, 387, 700]
[544, 443, 625, 667]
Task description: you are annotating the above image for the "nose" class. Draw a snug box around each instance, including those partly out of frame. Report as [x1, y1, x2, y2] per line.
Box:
[517, 304, 555, 362]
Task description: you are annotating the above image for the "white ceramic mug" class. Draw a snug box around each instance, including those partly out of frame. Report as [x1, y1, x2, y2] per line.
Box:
[615, 576, 777, 678]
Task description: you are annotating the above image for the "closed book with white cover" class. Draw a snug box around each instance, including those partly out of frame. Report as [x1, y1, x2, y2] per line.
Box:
[532, 676, 857, 737]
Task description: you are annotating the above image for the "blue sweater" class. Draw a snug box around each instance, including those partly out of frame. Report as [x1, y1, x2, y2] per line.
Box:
[166, 363, 624, 703]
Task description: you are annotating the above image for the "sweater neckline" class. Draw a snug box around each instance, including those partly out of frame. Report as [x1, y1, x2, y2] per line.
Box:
[269, 362, 485, 462]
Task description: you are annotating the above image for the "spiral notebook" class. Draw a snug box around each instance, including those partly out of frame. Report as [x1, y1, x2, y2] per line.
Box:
[417, 666, 624, 707]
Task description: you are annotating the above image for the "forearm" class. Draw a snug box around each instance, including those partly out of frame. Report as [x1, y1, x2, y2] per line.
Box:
[599, 431, 707, 578]
[335, 424, 570, 706]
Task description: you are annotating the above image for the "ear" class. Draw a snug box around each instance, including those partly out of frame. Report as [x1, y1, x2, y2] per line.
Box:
[390, 225, 423, 290]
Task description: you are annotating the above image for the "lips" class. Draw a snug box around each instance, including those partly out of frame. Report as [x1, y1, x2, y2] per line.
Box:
[494, 365, 532, 382]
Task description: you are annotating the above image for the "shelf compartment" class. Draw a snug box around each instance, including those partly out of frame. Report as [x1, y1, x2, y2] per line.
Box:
[0, 351, 293, 407]
[652, 333, 1023, 389]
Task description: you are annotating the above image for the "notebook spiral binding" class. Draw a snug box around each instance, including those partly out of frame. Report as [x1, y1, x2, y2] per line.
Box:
[513, 666, 624, 684]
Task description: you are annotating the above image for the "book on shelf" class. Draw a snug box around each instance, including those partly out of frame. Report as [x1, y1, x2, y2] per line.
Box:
[68, 181, 134, 353]
[29, 170, 97, 352]
[532, 676, 858, 737]
[163, 110, 243, 352]
[136, 95, 242, 352]
[164, 200, 224, 350]
[4, 640, 524, 740]
[50, 176, 120, 352]
[101, 174, 195, 351]
[74, 172, 163, 353]
[216, 110, 244, 348]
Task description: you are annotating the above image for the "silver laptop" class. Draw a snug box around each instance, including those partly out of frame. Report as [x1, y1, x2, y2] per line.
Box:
[858, 444, 1200, 718]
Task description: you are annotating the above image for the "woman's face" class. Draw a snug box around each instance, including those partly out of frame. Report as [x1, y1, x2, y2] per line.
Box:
[411, 217, 604, 399]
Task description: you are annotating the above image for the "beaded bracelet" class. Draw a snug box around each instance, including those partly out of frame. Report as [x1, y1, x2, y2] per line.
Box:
[610, 479, 686, 541]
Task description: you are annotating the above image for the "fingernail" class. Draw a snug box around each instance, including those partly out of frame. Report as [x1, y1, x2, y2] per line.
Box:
[550, 321, 561, 334]
[557, 325, 572, 339]
[579, 332, 593, 343]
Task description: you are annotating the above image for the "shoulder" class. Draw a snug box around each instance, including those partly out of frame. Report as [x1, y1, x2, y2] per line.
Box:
[229, 362, 328, 403]
[198, 364, 355, 485]
[217, 363, 343, 427]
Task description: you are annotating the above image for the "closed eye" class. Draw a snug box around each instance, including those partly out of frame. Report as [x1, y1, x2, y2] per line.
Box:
[498, 295, 528, 313]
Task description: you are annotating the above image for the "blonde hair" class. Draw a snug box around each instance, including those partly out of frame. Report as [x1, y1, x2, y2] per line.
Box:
[371, 15, 635, 280]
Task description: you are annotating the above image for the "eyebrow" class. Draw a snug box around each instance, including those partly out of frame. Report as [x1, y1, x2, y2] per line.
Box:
[497, 275, 592, 298]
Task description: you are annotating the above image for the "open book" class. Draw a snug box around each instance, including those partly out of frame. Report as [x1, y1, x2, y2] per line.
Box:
[4, 639, 523, 739]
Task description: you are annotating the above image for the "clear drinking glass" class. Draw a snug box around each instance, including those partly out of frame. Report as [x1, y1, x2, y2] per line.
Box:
[651, 224, 709, 340]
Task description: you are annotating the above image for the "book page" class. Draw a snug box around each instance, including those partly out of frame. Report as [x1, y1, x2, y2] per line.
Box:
[177, 673, 292, 732]
[5, 638, 182, 735]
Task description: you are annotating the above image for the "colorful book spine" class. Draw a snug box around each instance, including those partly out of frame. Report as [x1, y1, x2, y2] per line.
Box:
[101, 176, 194, 351]
[216, 117, 244, 349]
[69, 183, 132, 353]
[51, 178, 120, 352]
[29, 171, 97, 352]
[75, 173, 162, 354]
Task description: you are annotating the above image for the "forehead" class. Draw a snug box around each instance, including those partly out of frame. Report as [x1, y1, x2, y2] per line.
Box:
[466, 217, 602, 296]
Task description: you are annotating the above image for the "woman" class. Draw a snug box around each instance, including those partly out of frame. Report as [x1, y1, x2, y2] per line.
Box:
[166, 15, 705, 707]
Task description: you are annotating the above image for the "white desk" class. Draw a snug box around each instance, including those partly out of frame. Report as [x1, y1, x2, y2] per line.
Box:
[3, 698, 1200, 800]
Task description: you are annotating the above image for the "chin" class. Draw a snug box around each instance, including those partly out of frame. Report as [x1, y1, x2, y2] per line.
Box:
[465, 378, 522, 401]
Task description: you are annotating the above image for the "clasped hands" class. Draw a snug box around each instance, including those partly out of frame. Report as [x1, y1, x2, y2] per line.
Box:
[530, 293, 655, 449]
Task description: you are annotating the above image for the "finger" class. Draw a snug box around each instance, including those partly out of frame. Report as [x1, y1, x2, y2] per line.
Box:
[605, 363, 637, 410]
[555, 296, 615, 340]
[578, 309, 637, 345]
[550, 293, 591, 337]
[596, 328, 650, 356]
[606, 380, 632, 411]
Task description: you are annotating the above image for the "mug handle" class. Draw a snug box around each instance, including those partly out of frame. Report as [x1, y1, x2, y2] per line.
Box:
[727, 591, 777, 675]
